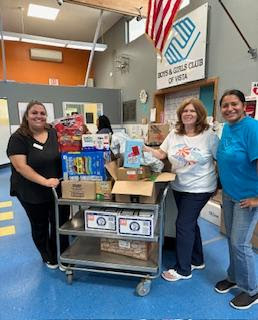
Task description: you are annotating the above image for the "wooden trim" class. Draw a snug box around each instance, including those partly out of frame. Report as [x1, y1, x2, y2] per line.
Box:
[65, 0, 148, 17]
[153, 77, 219, 122]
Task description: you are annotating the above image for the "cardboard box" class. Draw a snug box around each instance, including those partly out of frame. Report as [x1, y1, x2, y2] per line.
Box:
[105, 161, 175, 204]
[118, 210, 156, 237]
[62, 151, 107, 181]
[147, 123, 169, 145]
[96, 181, 113, 200]
[82, 134, 110, 151]
[100, 238, 155, 261]
[200, 200, 221, 226]
[84, 207, 120, 233]
[212, 190, 222, 204]
[61, 180, 96, 200]
[221, 209, 258, 249]
[117, 166, 151, 181]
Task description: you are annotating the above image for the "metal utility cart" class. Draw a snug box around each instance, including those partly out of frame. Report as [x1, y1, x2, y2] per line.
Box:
[53, 185, 169, 296]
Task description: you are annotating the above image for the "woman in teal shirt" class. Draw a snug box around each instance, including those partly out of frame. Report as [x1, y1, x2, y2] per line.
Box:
[216, 89, 258, 310]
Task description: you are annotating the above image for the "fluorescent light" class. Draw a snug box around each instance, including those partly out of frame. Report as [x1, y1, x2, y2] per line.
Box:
[28, 4, 59, 20]
[2, 31, 107, 51]
[3, 35, 20, 41]
[21, 37, 66, 47]
[67, 41, 107, 51]
[67, 44, 93, 50]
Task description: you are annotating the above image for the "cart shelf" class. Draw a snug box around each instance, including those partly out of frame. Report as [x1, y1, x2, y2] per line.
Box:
[59, 211, 159, 242]
[53, 184, 169, 295]
[58, 198, 159, 211]
[60, 237, 158, 273]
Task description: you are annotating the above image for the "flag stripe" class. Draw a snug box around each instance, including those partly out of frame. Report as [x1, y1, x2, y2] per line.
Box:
[160, 0, 182, 52]
[145, 0, 183, 54]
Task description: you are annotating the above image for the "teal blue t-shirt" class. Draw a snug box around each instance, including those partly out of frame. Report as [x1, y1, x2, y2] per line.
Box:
[217, 116, 258, 201]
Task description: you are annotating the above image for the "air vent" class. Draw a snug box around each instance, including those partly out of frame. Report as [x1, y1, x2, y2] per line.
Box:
[30, 48, 62, 62]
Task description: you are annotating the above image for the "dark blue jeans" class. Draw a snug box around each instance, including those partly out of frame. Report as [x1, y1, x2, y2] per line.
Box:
[173, 190, 213, 276]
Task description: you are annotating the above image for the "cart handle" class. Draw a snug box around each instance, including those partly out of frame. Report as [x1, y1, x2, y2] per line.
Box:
[52, 187, 59, 201]
[159, 183, 170, 206]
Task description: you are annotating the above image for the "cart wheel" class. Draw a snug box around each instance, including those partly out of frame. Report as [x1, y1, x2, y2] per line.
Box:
[136, 279, 151, 296]
[66, 271, 73, 285]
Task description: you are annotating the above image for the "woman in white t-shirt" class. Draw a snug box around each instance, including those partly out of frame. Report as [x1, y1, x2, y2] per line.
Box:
[144, 98, 219, 281]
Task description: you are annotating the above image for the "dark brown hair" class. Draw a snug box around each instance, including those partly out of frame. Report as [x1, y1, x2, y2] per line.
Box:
[175, 98, 209, 135]
[17, 100, 49, 137]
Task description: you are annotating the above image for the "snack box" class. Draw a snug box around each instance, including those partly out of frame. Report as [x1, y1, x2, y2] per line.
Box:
[62, 151, 108, 181]
[123, 139, 144, 168]
[82, 134, 110, 151]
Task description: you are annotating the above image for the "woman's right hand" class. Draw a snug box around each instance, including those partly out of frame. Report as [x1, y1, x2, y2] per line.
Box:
[44, 178, 60, 188]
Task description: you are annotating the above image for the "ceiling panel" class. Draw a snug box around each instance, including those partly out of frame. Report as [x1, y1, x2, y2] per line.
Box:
[0, 0, 122, 42]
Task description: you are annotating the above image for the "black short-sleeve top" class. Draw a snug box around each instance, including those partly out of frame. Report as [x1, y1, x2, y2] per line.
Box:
[6, 128, 62, 204]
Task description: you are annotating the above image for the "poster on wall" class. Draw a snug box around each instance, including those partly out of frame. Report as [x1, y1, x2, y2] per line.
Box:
[250, 82, 258, 96]
[18, 102, 55, 123]
[0, 98, 11, 165]
[157, 3, 208, 90]
[245, 96, 258, 119]
[63, 102, 103, 125]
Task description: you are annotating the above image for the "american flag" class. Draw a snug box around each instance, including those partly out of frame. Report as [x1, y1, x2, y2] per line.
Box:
[145, 0, 183, 54]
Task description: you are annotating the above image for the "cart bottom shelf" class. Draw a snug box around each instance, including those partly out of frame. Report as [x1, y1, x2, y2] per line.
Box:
[60, 237, 159, 274]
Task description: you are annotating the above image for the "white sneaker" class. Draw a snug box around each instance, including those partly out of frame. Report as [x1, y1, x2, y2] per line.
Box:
[191, 263, 205, 271]
[162, 269, 192, 282]
[45, 261, 58, 270]
[59, 265, 66, 272]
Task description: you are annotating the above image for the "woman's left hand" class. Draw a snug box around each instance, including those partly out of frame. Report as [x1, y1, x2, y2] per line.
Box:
[240, 198, 258, 208]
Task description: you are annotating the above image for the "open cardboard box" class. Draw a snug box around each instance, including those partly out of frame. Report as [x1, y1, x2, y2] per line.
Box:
[105, 161, 175, 204]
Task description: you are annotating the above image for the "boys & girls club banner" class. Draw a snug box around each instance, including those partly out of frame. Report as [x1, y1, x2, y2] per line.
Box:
[157, 3, 208, 90]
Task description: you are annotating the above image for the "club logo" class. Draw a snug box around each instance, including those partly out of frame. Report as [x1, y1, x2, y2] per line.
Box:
[165, 17, 201, 65]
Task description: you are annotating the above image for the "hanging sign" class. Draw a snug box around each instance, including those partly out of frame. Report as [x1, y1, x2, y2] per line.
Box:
[157, 3, 208, 90]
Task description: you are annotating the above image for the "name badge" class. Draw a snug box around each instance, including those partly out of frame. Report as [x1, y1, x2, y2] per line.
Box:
[33, 143, 43, 150]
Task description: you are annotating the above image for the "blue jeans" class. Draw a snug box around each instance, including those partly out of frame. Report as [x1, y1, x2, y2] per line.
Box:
[223, 192, 258, 295]
[173, 190, 213, 276]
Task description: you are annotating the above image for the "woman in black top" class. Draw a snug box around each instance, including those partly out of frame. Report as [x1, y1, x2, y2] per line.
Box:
[96, 115, 113, 134]
[7, 101, 69, 269]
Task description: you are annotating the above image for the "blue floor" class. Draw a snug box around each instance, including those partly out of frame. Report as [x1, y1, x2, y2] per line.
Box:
[0, 166, 257, 320]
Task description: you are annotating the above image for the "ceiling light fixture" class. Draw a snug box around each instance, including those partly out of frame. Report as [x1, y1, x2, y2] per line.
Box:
[3, 35, 20, 41]
[21, 37, 66, 47]
[27, 4, 59, 20]
[2, 32, 107, 52]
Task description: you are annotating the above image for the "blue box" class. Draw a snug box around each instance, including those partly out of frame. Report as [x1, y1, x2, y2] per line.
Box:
[123, 139, 143, 168]
[62, 151, 109, 181]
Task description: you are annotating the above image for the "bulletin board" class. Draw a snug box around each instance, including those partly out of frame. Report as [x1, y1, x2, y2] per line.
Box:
[0, 98, 11, 165]
[154, 77, 218, 122]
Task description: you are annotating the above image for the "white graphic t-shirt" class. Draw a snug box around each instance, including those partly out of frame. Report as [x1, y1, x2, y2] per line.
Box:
[160, 128, 219, 193]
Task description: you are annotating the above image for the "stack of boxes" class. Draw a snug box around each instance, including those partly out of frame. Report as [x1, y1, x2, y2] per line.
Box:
[84, 207, 157, 260]
[57, 120, 175, 260]
[54, 115, 112, 201]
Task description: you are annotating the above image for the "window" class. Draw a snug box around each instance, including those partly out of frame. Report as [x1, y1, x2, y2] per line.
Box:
[126, 17, 146, 44]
